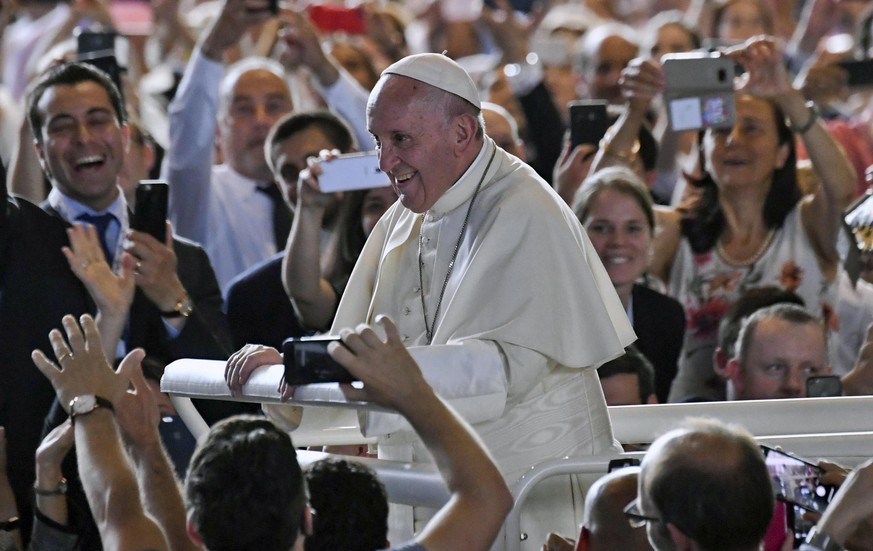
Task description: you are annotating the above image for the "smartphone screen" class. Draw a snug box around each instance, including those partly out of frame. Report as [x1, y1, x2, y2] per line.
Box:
[132, 180, 168, 242]
[761, 446, 836, 513]
[568, 100, 609, 149]
[806, 375, 842, 397]
[318, 152, 390, 193]
[282, 336, 358, 386]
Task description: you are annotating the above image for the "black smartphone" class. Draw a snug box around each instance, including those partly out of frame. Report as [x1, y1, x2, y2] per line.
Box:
[76, 31, 126, 103]
[132, 180, 168, 242]
[483, 0, 537, 13]
[806, 375, 842, 397]
[568, 100, 609, 150]
[837, 59, 873, 87]
[760, 445, 836, 514]
[76, 30, 115, 56]
[282, 336, 358, 386]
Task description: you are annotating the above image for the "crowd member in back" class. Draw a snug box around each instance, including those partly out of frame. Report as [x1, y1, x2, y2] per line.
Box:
[574, 167, 684, 403]
[304, 459, 388, 551]
[726, 303, 832, 400]
[32, 313, 512, 551]
[597, 348, 658, 406]
[631, 418, 774, 551]
[162, 0, 294, 292]
[713, 286, 805, 400]
[225, 110, 396, 347]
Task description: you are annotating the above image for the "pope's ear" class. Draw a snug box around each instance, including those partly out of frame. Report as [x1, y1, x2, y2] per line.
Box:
[450, 112, 479, 155]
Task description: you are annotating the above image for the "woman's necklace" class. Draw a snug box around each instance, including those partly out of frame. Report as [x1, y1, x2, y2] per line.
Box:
[418, 148, 497, 345]
[716, 229, 776, 267]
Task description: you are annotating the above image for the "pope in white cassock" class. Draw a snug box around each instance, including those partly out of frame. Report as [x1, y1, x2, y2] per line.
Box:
[230, 53, 636, 548]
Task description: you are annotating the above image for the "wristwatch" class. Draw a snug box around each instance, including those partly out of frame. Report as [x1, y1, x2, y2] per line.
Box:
[69, 395, 114, 423]
[34, 477, 67, 497]
[0, 517, 19, 532]
[805, 527, 846, 551]
[159, 294, 193, 318]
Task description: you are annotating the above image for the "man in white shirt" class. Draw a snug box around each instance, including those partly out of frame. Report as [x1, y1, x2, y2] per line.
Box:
[162, 0, 293, 292]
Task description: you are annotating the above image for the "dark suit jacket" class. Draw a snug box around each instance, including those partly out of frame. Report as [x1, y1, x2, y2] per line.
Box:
[225, 252, 308, 349]
[632, 284, 686, 403]
[39, 203, 253, 549]
[0, 190, 92, 542]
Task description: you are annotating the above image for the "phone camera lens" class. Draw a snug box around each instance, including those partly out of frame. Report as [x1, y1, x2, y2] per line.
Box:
[718, 68, 727, 82]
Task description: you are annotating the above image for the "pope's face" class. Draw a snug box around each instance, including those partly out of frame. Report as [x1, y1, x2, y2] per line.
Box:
[367, 76, 462, 213]
[35, 80, 126, 211]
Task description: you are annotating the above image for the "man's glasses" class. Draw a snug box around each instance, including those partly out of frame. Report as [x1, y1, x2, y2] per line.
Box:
[623, 497, 660, 528]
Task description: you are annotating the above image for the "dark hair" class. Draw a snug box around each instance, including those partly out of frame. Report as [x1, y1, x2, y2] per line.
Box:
[716, 286, 805, 357]
[597, 346, 656, 403]
[648, 419, 773, 551]
[710, 0, 774, 39]
[735, 303, 824, 367]
[27, 62, 126, 146]
[185, 415, 306, 551]
[646, 11, 703, 52]
[680, 96, 801, 254]
[304, 459, 388, 551]
[324, 189, 372, 287]
[266, 110, 356, 174]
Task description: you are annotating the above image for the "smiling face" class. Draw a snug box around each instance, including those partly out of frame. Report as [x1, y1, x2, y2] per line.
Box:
[367, 75, 475, 213]
[220, 69, 293, 182]
[35, 80, 127, 211]
[584, 188, 653, 304]
[703, 95, 789, 193]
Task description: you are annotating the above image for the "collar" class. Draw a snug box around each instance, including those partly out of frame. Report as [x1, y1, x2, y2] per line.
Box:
[48, 186, 128, 224]
[428, 138, 493, 217]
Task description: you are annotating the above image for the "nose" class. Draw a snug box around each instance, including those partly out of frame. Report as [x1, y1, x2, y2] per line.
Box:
[254, 104, 274, 126]
[377, 144, 397, 175]
[781, 369, 805, 398]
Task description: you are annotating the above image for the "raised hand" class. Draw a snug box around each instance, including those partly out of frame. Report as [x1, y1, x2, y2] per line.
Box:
[32, 314, 145, 410]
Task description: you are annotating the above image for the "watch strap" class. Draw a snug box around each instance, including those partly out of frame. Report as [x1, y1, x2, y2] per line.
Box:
[159, 294, 193, 318]
[69, 395, 114, 423]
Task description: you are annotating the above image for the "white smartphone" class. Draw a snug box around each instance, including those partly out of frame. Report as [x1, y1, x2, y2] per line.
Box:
[318, 152, 391, 193]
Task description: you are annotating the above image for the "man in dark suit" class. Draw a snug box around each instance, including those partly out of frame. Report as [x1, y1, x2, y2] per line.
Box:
[10, 61, 242, 544]
[0, 159, 93, 541]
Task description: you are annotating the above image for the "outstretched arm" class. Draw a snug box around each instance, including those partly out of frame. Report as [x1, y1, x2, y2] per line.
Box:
[32, 315, 169, 551]
[728, 36, 855, 270]
[332, 316, 513, 551]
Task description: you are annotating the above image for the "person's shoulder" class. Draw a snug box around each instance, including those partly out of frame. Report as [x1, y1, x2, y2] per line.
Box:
[226, 252, 284, 293]
[633, 284, 685, 318]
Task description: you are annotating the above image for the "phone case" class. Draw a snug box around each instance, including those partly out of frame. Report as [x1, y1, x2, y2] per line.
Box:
[568, 100, 609, 149]
[663, 53, 736, 132]
[282, 336, 357, 386]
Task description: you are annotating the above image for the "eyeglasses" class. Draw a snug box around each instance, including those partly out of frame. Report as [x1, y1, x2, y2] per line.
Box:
[623, 497, 661, 528]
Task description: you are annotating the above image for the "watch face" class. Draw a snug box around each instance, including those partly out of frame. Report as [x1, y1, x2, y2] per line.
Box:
[71, 395, 97, 415]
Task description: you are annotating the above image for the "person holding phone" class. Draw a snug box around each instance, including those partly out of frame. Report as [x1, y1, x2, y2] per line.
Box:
[597, 36, 855, 402]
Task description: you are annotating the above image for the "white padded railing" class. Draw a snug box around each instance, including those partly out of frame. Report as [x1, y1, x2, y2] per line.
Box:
[163, 361, 873, 551]
[162, 359, 380, 446]
[609, 396, 873, 443]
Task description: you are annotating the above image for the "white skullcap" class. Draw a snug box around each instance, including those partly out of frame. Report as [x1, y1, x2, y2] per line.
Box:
[382, 53, 481, 109]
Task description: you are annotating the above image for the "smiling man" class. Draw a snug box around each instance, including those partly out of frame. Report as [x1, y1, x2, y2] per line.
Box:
[329, 52, 635, 541]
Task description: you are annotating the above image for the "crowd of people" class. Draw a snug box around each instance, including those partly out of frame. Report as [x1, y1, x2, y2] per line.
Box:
[4, 0, 873, 549]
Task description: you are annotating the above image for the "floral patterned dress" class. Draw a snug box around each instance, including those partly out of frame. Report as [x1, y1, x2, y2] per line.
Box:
[667, 205, 837, 401]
